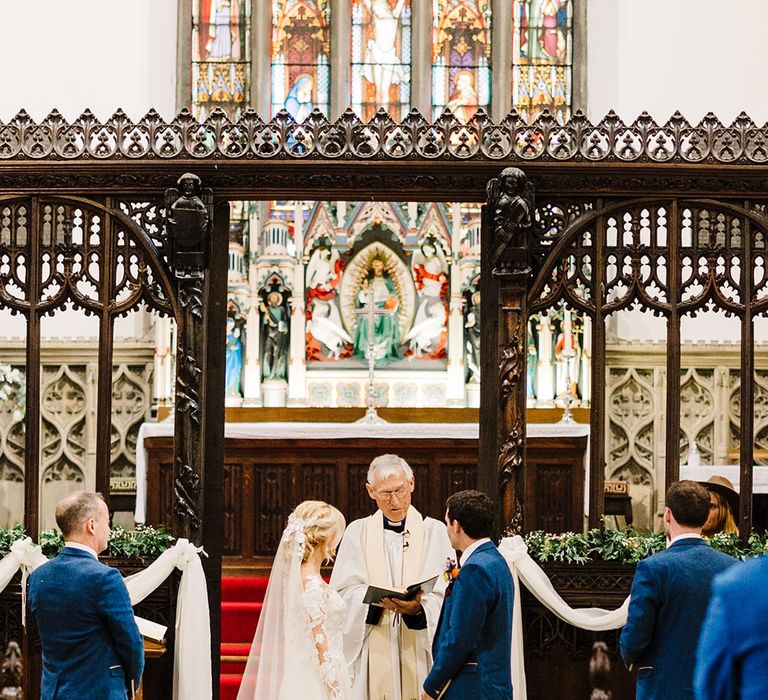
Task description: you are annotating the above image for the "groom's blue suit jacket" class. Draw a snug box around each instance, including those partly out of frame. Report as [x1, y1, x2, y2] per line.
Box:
[424, 540, 514, 699]
[29, 547, 144, 699]
[620, 538, 736, 700]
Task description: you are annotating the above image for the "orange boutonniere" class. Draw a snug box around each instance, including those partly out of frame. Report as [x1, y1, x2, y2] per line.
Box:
[443, 558, 460, 585]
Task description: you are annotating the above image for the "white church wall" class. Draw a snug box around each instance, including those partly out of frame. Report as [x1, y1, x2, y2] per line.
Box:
[587, 0, 768, 125]
[0, 0, 177, 122]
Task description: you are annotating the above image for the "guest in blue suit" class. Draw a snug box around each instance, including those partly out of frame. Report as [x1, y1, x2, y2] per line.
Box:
[620, 480, 737, 700]
[29, 491, 144, 699]
[422, 490, 514, 700]
[694, 554, 768, 700]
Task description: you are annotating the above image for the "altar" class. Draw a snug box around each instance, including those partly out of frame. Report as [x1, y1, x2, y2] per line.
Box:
[136, 419, 589, 573]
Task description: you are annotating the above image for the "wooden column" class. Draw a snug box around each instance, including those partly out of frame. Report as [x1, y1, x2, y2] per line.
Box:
[664, 200, 681, 492]
[479, 169, 534, 534]
[24, 197, 41, 537]
[201, 201, 229, 698]
[95, 203, 116, 505]
[740, 216, 754, 538]
[588, 211, 607, 528]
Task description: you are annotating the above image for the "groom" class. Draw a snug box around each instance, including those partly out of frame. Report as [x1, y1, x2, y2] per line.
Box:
[422, 490, 514, 699]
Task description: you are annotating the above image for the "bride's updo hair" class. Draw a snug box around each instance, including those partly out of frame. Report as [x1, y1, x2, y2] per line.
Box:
[290, 500, 346, 564]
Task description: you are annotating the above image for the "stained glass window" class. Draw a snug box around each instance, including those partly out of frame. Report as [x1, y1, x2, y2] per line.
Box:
[513, 0, 573, 123]
[432, 1, 492, 123]
[192, 0, 251, 120]
[351, 0, 412, 121]
[271, 1, 331, 120]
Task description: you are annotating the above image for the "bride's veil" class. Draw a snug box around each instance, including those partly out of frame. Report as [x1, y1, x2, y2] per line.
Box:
[236, 515, 315, 699]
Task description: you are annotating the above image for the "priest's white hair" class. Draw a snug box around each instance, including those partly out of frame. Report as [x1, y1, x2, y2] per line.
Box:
[367, 453, 413, 484]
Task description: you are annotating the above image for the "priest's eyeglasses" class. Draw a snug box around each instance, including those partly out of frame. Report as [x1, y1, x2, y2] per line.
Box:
[374, 486, 409, 502]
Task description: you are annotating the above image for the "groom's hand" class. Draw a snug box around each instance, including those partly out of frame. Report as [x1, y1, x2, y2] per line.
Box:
[381, 590, 423, 616]
[421, 691, 434, 700]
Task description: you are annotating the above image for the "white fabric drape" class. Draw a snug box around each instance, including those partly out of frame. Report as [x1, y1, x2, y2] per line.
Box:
[499, 536, 630, 700]
[0, 538, 48, 624]
[124, 539, 212, 700]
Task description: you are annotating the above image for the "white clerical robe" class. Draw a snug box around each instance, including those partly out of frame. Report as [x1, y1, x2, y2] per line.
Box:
[330, 507, 454, 700]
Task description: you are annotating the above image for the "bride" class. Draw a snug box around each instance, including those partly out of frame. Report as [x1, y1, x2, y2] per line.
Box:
[237, 501, 350, 699]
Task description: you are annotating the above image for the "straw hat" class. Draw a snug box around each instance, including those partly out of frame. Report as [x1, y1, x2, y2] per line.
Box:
[698, 475, 739, 515]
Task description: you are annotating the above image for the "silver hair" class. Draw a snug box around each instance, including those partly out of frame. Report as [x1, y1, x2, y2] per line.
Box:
[367, 454, 413, 485]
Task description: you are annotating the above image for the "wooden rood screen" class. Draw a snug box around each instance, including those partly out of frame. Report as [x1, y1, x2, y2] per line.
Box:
[1, 107, 768, 690]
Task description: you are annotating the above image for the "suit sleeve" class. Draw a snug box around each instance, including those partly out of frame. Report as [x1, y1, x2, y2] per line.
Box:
[99, 566, 144, 692]
[693, 579, 736, 700]
[619, 559, 659, 666]
[422, 563, 492, 698]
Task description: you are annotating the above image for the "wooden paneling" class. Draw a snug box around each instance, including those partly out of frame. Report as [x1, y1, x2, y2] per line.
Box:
[145, 433, 587, 569]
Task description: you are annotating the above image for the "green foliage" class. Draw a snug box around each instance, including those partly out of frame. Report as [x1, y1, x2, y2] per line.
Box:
[39, 529, 65, 557]
[106, 524, 175, 559]
[38, 524, 174, 559]
[0, 524, 27, 557]
[523, 527, 768, 565]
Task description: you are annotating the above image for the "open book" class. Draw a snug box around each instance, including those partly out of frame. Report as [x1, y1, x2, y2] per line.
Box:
[362, 574, 440, 607]
[134, 615, 167, 643]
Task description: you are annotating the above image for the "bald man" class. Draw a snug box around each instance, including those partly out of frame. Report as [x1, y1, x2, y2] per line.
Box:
[28, 491, 144, 699]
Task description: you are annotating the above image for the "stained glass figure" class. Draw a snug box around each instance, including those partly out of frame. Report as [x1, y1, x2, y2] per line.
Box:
[271, 0, 331, 119]
[351, 0, 412, 121]
[432, 1, 492, 123]
[192, 0, 251, 120]
[513, 0, 573, 124]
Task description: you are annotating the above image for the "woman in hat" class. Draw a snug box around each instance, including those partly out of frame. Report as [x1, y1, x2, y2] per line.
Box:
[700, 475, 739, 536]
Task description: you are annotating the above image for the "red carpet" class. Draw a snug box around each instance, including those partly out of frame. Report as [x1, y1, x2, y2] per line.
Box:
[220, 577, 268, 700]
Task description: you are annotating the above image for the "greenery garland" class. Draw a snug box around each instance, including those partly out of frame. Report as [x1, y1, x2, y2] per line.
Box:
[523, 528, 768, 565]
[0, 524, 174, 559]
[3, 522, 767, 566]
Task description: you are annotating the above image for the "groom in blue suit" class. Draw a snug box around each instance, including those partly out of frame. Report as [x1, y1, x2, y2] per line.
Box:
[422, 490, 513, 699]
[29, 492, 144, 699]
[620, 480, 737, 700]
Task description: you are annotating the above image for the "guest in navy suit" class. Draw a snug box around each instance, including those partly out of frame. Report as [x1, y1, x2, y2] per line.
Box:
[422, 490, 514, 700]
[620, 480, 737, 700]
[29, 491, 144, 699]
[694, 553, 768, 700]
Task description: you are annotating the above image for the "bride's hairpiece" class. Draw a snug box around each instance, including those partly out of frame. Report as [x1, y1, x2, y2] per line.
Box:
[284, 513, 319, 556]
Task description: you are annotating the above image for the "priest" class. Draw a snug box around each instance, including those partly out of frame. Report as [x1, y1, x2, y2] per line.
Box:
[330, 454, 454, 700]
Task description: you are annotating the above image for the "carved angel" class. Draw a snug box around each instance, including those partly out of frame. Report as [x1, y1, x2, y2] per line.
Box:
[487, 167, 534, 278]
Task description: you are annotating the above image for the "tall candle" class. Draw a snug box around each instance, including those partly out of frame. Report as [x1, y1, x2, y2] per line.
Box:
[563, 307, 572, 352]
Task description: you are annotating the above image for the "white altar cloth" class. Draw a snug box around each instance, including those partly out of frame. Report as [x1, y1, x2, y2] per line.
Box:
[680, 464, 768, 494]
[134, 421, 590, 523]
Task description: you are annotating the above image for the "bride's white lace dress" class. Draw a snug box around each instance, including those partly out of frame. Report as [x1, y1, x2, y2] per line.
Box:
[280, 574, 348, 699]
[237, 518, 351, 700]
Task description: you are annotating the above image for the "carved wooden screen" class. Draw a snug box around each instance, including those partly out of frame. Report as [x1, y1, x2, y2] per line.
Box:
[528, 198, 768, 531]
[0, 195, 175, 534]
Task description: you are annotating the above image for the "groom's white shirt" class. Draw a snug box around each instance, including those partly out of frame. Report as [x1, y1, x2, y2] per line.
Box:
[458, 537, 491, 566]
[63, 541, 98, 559]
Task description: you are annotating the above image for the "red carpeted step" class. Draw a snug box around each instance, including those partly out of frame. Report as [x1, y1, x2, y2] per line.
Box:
[222, 576, 270, 603]
[221, 643, 252, 657]
[221, 602, 262, 643]
[220, 578, 269, 698]
[220, 673, 244, 700]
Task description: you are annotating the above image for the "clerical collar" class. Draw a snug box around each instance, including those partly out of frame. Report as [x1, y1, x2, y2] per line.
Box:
[383, 515, 405, 533]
